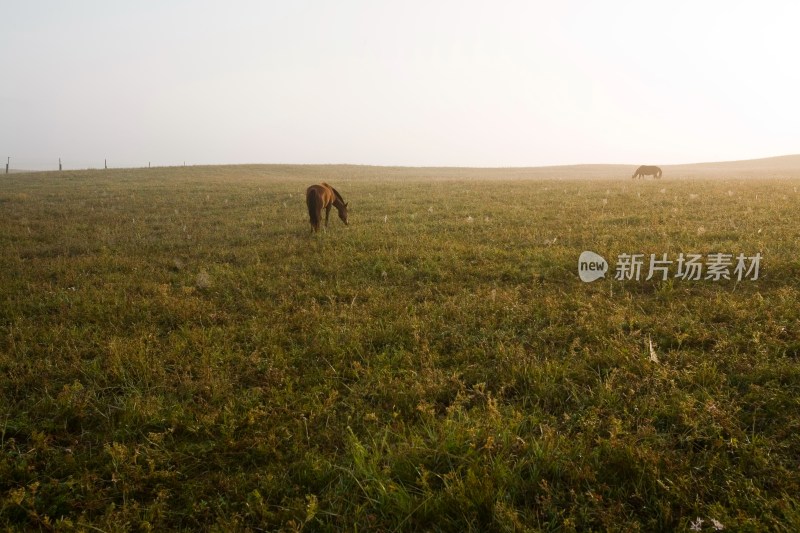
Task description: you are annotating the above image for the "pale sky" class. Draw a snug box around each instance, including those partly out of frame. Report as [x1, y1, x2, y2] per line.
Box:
[2, 1, 799, 170]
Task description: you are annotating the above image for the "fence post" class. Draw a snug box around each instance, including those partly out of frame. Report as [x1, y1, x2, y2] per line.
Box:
[59, 158, 62, 171]
[105, 158, 107, 169]
[5, 157, 8, 174]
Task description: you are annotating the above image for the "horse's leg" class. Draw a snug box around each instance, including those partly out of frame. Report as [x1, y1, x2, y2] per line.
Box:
[325, 205, 332, 227]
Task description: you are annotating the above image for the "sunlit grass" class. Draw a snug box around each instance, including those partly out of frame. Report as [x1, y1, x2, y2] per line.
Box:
[1, 165, 800, 530]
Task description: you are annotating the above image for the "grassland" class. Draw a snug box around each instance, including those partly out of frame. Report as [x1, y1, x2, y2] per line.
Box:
[1, 163, 800, 531]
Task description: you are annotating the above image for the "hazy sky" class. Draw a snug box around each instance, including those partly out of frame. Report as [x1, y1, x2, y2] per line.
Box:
[2, 1, 799, 170]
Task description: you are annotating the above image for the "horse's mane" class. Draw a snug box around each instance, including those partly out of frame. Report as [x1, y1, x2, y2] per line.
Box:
[323, 182, 345, 204]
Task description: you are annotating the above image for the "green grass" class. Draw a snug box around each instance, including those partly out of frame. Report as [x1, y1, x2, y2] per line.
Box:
[2, 165, 800, 531]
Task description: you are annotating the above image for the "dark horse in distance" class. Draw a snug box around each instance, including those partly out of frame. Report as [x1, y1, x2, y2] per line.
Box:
[632, 165, 662, 179]
[306, 183, 349, 233]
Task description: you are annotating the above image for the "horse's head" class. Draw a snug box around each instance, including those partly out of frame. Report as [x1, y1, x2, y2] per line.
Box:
[338, 202, 349, 225]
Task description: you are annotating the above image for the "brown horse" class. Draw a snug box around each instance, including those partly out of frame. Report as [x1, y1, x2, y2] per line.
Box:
[306, 183, 348, 233]
[632, 165, 662, 179]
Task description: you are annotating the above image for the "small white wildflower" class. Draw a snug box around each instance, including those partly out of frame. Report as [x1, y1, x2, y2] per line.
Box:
[381, 271, 388, 280]
[697, 226, 706, 235]
[384, 215, 388, 223]
[660, 188, 666, 194]
[196, 270, 212, 289]
[727, 190, 733, 196]
[711, 518, 724, 530]
[484, 216, 490, 222]
[428, 206, 434, 213]
[648, 336, 659, 363]
[689, 194, 698, 200]
[466, 216, 473, 223]
[602, 198, 608, 206]
[690, 517, 704, 531]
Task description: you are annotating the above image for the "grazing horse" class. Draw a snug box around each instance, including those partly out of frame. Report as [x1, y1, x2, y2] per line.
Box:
[306, 183, 348, 233]
[632, 165, 662, 179]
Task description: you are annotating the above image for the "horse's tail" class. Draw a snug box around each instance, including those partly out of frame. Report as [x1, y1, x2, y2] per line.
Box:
[306, 187, 320, 231]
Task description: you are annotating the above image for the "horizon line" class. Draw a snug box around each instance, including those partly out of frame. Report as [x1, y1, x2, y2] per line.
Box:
[5, 152, 800, 174]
